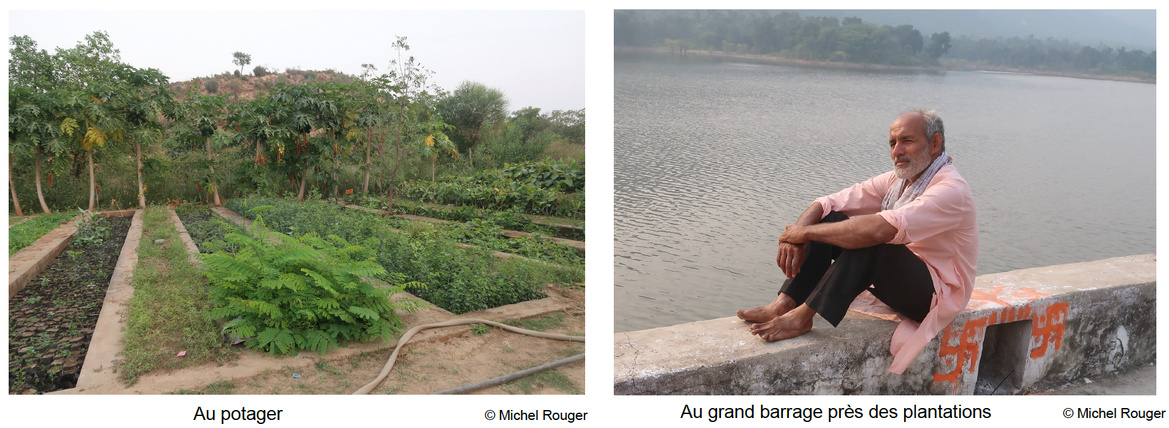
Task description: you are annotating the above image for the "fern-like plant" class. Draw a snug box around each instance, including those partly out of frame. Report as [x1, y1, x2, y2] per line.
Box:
[200, 215, 423, 356]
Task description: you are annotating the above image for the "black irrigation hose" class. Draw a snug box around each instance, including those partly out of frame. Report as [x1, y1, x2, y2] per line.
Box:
[352, 318, 585, 394]
[434, 353, 585, 395]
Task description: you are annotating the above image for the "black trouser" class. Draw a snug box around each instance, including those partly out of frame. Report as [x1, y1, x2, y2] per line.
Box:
[778, 211, 934, 325]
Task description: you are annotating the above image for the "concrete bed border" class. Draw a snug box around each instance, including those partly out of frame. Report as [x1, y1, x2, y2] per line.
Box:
[48, 206, 578, 394]
[9, 210, 136, 298]
[614, 254, 1155, 395]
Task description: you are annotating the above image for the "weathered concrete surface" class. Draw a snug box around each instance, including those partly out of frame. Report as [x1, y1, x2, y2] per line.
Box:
[8, 213, 82, 297]
[167, 208, 202, 261]
[614, 254, 1155, 395]
[71, 210, 144, 392]
[210, 206, 251, 228]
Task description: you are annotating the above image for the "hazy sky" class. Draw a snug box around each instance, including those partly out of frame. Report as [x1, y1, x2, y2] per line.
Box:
[8, 10, 585, 112]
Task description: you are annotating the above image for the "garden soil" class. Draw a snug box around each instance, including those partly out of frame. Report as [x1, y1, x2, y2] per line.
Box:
[9, 216, 132, 394]
[171, 285, 585, 395]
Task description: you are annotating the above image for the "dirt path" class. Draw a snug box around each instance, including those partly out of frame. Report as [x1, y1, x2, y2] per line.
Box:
[173, 286, 585, 395]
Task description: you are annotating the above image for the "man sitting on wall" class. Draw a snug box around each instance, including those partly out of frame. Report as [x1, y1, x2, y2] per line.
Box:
[736, 110, 978, 374]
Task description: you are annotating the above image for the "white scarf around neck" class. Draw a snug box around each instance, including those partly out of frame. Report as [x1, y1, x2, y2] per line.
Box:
[881, 152, 952, 211]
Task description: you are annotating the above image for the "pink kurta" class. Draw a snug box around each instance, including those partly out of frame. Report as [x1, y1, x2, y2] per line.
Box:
[814, 165, 978, 374]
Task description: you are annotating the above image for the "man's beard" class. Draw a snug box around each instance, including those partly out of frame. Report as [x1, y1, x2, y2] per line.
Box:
[894, 146, 932, 180]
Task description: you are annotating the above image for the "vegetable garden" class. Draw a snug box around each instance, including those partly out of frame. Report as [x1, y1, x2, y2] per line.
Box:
[9, 32, 585, 394]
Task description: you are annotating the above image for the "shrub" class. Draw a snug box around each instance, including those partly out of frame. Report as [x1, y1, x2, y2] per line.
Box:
[233, 70, 241, 78]
[204, 79, 219, 93]
[480, 122, 554, 165]
[224, 79, 244, 97]
[73, 210, 111, 247]
[253, 65, 269, 77]
[201, 216, 423, 356]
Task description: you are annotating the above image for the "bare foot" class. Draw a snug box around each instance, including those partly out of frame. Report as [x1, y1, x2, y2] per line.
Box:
[749, 305, 814, 342]
[736, 294, 796, 323]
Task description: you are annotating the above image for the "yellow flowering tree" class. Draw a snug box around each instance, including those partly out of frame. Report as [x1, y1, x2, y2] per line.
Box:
[418, 130, 457, 182]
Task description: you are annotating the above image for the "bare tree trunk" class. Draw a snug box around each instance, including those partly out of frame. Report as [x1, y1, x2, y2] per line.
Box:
[206, 136, 222, 206]
[431, 156, 436, 182]
[255, 140, 261, 168]
[87, 149, 96, 211]
[34, 149, 50, 214]
[9, 153, 24, 217]
[361, 128, 373, 197]
[297, 167, 310, 202]
[332, 145, 339, 200]
[136, 141, 145, 208]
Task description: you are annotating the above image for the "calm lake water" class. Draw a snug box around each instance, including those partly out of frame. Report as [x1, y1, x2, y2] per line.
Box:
[614, 53, 1155, 332]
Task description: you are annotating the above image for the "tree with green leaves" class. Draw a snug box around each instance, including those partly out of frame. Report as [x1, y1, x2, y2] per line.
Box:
[268, 81, 346, 201]
[350, 64, 388, 198]
[381, 36, 440, 214]
[111, 65, 174, 208]
[418, 126, 456, 182]
[174, 91, 229, 206]
[549, 108, 585, 145]
[50, 30, 133, 211]
[233, 51, 252, 76]
[228, 93, 285, 173]
[8, 86, 61, 215]
[438, 80, 508, 162]
[309, 81, 354, 200]
[926, 31, 952, 61]
[510, 106, 551, 143]
[9, 35, 62, 215]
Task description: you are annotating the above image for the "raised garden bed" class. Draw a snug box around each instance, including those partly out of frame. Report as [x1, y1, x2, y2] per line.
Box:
[341, 203, 585, 261]
[220, 197, 583, 314]
[8, 214, 132, 394]
[176, 207, 243, 254]
[375, 199, 585, 241]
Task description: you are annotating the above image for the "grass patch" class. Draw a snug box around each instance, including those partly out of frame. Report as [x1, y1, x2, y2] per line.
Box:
[8, 211, 79, 255]
[176, 380, 238, 394]
[542, 139, 585, 160]
[500, 365, 581, 395]
[118, 206, 237, 385]
[314, 358, 344, 376]
[504, 313, 566, 332]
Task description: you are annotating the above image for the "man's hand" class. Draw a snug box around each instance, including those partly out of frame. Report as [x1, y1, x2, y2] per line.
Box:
[779, 224, 809, 245]
[776, 240, 807, 279]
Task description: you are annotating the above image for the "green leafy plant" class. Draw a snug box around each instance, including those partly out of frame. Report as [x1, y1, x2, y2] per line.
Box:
[398, 159, 585, 218]
[226, 196, 580, 314]
[73, 209, 111, 247]
[200, 216, 423, 356]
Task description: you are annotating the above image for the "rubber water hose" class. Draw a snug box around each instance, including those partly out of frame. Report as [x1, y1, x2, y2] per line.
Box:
[352, 318, 585, 394]
[434, 353, 584, 395]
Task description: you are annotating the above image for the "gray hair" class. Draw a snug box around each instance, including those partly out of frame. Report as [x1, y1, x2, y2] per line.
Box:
[913, 109, 945, 152]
